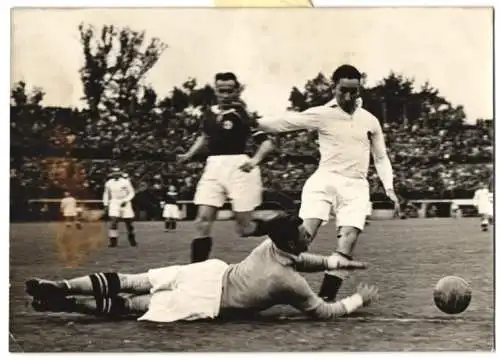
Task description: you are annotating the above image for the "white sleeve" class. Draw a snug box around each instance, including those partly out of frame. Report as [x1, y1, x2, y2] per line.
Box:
[122, 180, 135, 202]
[257, 107, 325, 133]
[102, 182, 110, 207]
[370, 116, 394, 192]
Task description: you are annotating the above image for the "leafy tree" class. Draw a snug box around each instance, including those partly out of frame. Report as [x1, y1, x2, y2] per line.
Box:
[78, 23, 167, 122]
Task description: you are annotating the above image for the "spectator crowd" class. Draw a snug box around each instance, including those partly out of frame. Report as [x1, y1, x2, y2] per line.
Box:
[11, 101, 493, 212]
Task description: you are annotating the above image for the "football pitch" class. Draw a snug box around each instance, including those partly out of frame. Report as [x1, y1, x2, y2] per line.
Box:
[9, 218, 495, 351]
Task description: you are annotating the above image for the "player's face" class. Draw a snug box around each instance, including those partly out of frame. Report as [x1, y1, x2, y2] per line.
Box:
[215, 80, 240, 105]
[334, 78, 361, 113]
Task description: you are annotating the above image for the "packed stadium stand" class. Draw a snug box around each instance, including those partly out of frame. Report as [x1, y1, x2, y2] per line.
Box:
[10, 101, 493, 220]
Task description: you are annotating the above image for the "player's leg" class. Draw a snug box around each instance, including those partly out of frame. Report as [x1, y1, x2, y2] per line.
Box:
[233, 211, 266, 237]
[26, 272, 153, 298]
[164, 205, 179, 231]
[31, 294, 151, 317]
[75, 212, 82, 229]
[121, 203, 137, 246]
[192, 169, 225, 263]
[297, 173, 332, 241]
[191, 205, 218, 262]
[481, 214, 489, 231]
[163, 206, 172, 231]
[318, 181, 369, 301]
[108, 217, 119, 247]
[170, 206, 179, 230]
[229, 164, 269, 237]
[64, 216, 73, 228]
[124, 219, 137, 246]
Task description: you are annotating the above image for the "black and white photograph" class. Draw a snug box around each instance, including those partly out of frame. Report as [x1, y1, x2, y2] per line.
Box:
[9, 4, 495, 352]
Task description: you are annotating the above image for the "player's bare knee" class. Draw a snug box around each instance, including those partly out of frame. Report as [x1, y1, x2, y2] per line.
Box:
[195, 215, 213, 236]
[118, 273, 151, 293]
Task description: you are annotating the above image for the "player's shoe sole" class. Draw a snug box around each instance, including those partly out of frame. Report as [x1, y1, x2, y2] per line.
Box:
[25, 279, 67, 298]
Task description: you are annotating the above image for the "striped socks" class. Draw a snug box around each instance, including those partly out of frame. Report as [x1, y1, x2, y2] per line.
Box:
[66, 272, 121, 297]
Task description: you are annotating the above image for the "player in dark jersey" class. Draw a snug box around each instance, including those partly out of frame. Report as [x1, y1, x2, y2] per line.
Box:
[178, 72, 274, 263]
[161, 184, 180, 232]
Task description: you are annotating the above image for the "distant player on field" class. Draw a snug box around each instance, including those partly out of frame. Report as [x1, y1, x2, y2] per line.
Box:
[256, 64, 399, 302]
[178, 72, 275, 263]
[26, 213, 379, 322]
[102, 167, 137, 247]
[60, 192, 82, 229]
[450, 201, 461, 219]
[473, 181, 493, 232]
[161, 184, 180, 232]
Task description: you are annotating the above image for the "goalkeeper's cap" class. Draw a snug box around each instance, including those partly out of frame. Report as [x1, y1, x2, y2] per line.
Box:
[266, 213, 310, 255]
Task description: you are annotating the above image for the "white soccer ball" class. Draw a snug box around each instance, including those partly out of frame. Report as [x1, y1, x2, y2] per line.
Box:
[433, 276, 472, 314]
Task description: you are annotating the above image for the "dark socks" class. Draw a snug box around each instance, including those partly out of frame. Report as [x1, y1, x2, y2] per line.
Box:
[318, 252, 353, 301]
[191, 236, 213, 263]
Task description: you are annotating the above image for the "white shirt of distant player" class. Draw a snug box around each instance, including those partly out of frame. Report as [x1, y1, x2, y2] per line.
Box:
[103, 177, 135, 206]
[258, 98, 389, 182]
[60, 196, 78, 217]
[473, 187, 493, 216]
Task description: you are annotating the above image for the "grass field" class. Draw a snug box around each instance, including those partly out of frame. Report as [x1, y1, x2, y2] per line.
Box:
[9, 218, 495, 352]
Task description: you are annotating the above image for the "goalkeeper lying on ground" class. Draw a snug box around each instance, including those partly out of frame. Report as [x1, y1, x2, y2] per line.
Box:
[25, 214, 379, 322]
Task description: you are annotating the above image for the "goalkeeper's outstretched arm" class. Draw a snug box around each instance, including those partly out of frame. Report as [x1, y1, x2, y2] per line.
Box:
[287, 275, 379, 320]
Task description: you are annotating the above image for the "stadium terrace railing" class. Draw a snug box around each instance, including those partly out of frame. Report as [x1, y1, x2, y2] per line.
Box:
[19, 198, 481, 222]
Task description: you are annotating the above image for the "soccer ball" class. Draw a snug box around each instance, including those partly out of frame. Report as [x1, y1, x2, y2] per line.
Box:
[433, 276, 472, 314]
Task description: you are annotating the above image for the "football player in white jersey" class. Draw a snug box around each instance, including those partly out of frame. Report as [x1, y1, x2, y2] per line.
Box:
[473, 181, 493, 232]
[60, 192, 82, 229]
[256, 64, 399, 301]
[102, 167, 137, 247]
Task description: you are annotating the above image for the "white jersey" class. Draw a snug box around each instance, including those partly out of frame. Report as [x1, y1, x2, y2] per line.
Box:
[258, 98, 393, 190]
[102, 177, 135, 206]
[473, 188, 493, 215]
[60, 196, 78, 217]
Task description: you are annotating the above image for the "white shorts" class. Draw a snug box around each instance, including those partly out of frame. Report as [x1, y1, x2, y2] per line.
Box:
[194, 155, 262, 212]
[163, 204, 180, 219]
[299, 171, 370, 231]
[108, 201, 135, 219]
[63, 211, 77, 217]
[478, 203, 493, 217]
[138, 259, 229, 323]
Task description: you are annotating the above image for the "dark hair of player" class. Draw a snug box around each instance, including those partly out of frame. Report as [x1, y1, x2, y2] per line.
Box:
[331, 65, 362, 84]
[215, 72, 241, 88]
[265, 214, 307, 255]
